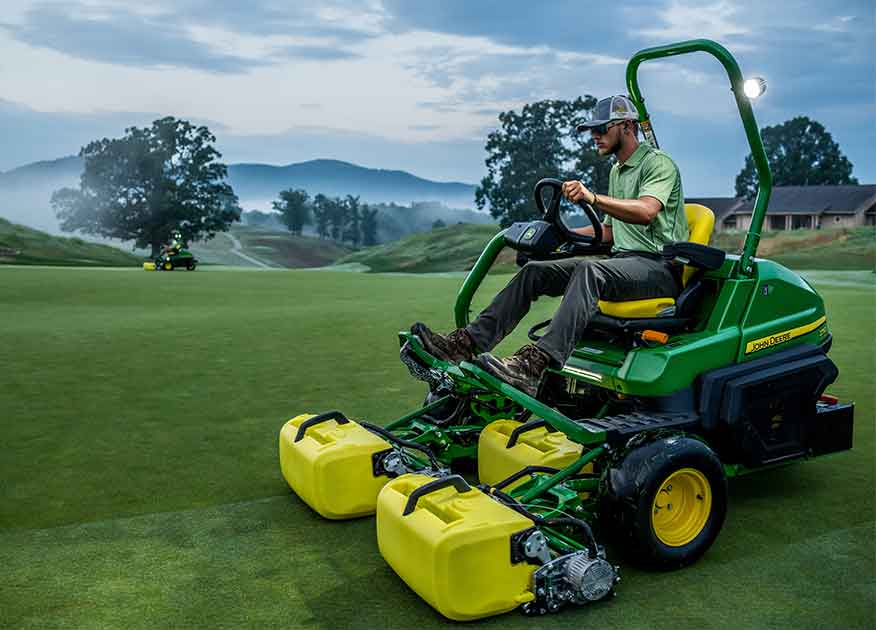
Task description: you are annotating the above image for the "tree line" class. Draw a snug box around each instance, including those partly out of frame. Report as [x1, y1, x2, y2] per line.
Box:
[272, 190, 378, 246]
[50, 105, 858, 255]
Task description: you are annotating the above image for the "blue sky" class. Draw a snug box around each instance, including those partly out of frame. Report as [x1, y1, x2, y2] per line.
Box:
[0, 0, 873, 196]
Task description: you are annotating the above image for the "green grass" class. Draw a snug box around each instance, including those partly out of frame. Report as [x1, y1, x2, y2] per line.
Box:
[341, 224, 876, 273]
[1, 268, 873, 629]
[0, 218, 141, 267]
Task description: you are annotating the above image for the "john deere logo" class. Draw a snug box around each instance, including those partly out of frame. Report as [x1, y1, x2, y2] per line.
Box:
[523, 227, 537, 240]
[744, 316, 827, 354]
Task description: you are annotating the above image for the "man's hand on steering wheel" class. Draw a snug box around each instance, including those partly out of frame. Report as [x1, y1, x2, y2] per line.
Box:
[562, 180, 597, 206]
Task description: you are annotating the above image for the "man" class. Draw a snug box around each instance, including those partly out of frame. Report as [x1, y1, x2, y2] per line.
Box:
[412, 95, 688, 396]
[163, 231, 184, 255]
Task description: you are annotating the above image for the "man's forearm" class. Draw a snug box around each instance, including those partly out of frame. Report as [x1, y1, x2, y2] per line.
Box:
[563, 180, 661, 226]
[573, 223, 613, 244]
[593, 194, 659, 225]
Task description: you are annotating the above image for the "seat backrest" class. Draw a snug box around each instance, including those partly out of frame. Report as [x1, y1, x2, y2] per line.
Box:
[682, 203, 715, 285]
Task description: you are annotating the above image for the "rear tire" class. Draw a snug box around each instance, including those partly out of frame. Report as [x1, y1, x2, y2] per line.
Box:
[604, 436, 727, 570]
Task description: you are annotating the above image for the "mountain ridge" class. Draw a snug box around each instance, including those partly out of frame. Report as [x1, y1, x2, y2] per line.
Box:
[0, 155, 481, 234]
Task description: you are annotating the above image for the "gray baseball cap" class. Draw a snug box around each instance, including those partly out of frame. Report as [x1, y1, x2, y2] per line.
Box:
[576, 95, 640, 131]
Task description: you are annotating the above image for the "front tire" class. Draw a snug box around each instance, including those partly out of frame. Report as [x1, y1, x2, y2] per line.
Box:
[163, 261, 173, 271]
[604, 436, 727, 570]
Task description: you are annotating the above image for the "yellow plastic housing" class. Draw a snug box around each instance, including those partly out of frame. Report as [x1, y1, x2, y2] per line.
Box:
[377, 474, 536, 621]
[598, 296, 676, 318]
[278, 413, 391, 519]
[143, 262, 156, 271]
[478, 419, 585, 488]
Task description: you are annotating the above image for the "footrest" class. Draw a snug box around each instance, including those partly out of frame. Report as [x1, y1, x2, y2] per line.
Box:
[279, 412, 391, 519]
[577, 412, 699, 443]
[377, 473, 536, 620]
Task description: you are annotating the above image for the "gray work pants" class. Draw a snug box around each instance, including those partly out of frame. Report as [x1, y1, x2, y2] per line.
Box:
[466, 254, 682, 365]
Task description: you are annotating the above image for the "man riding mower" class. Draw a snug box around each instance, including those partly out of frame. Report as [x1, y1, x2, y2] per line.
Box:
[278, 39, 854, 621]
[414, 93, 688, 398]
[143, 231, 198, 271]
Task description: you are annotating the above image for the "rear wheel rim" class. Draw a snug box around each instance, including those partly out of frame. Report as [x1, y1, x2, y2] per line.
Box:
[651, 467, 712, 547]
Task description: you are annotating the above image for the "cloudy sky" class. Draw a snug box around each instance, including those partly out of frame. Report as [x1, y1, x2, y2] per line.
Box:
[1, 0, 873, 195]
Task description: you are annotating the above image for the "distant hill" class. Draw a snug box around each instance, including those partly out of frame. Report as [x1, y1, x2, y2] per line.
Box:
[0, 156, 480, 236]
[0, 217, 140, 266]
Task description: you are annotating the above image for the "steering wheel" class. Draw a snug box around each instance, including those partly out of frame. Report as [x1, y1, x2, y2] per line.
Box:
[534, 178, 603, 247]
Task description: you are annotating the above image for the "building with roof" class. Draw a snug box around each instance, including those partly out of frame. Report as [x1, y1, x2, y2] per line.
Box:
[686, 185, 876, 232]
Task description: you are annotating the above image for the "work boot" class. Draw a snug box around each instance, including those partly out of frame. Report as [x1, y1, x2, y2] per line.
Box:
[475, 344, 551, 398]
[411, 322, 476, 363]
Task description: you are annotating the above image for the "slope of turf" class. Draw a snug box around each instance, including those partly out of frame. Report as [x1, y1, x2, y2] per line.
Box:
[1, 267, 873, 629]
[193, 226, 352, 268]
[712, 226, 875, 270]
[340, 224, 875, 273]
[335, 222, 519, 273]
[0, 218, 141, 266]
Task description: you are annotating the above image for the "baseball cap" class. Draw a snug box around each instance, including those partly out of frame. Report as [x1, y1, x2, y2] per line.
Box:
[576, 95, 640, 131]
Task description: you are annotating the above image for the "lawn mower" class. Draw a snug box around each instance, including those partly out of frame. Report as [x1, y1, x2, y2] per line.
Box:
[278, 39, 854, 620]
[143, 247, 198, 271]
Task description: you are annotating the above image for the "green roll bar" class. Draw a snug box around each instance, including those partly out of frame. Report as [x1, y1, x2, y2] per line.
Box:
[626, 39, 772, 276]
[454, 39, 772, 326]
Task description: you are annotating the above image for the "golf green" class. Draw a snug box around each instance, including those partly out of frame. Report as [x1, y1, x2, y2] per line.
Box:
[1, 267, 873, 629]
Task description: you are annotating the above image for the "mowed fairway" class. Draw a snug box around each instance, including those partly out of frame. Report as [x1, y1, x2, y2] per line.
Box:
[1, 267, 874, 630]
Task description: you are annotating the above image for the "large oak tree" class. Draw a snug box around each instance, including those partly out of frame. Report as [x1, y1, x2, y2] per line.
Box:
[735, 116, 858, 199]
[475, 97, 610, 226]
[52, 117, 241, 255]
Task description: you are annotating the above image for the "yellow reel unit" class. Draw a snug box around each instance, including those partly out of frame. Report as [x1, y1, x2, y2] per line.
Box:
[279, 412, 392, 519]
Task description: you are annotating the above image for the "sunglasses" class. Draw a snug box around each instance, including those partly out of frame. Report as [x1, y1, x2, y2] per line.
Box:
[589, 120, 625, 135]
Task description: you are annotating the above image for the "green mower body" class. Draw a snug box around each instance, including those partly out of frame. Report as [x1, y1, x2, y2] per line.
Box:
[144, 248, 198, 271]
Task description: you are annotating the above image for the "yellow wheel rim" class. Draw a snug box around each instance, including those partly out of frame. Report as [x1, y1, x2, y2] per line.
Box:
[651, 467, 712, 547]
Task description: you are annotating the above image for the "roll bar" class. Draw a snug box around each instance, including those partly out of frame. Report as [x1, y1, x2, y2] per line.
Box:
[626, 38, 771, 277]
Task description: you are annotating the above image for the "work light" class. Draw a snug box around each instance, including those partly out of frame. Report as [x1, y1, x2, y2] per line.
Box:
[743, 77, 767, 99]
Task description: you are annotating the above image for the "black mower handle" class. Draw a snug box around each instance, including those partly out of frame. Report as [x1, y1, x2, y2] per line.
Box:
[402, 475, 472, 516]
[534, 178, 603, 246]
[294, 410, 350, 442]
[505, 419, 557, 449]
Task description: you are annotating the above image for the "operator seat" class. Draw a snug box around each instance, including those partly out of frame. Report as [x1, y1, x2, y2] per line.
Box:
[526, 204, 725, 344]
[596, 204, 715, 319]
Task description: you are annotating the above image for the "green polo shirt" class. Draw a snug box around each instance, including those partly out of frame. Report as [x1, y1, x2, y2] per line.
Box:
[604, 143, 688, 254]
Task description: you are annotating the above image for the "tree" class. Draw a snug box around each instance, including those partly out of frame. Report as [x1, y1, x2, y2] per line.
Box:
[735, 116, 858, 199]
[273, 188, 310, 235]
[432, 219, 446, 230]
[52, 117, 240, 255]
[312, 194, 331, 238]
[361, 206, 379, 246]
[327, 197, 347, 241]
[475, 97, 610, 226]
[343, 195, 361, 246]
